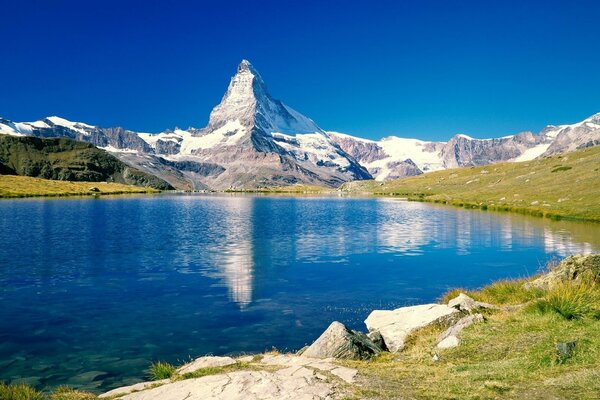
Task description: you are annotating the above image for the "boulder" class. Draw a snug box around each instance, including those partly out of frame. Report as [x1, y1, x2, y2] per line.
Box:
[436, 313, 485, 349]
[302, 321, 382, 360]
[177, 356, 236, 375]
[525, 254, 600, 290]
[365, 304, 460, 352]
[448, 293, 495, 312]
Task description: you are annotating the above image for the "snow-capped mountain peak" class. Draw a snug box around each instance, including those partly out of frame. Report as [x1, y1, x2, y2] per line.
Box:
[205, 60, 322, 136]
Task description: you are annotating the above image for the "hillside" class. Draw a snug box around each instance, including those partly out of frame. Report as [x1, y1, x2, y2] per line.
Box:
[0, 135, 173, 190]
[0, 175, 160, 198]
[342, 146, 600, 222]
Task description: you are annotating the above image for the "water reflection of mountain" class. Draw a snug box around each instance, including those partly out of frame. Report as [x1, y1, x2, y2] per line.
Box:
[180, 196, 599, 308]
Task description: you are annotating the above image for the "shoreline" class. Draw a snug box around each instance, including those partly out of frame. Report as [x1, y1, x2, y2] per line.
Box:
[3, 254, 598, 399]
[3, 184, 599, 224]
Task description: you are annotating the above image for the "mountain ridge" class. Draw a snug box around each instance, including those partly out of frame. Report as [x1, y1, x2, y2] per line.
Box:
[1, 60, 599, 188]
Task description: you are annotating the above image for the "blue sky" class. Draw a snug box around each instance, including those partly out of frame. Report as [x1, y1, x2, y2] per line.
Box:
[1, 0, 599, 140]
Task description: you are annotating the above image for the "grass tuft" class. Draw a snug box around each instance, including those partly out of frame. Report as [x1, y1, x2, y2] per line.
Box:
[527, 283, 600, 320]
[0, 382, 44, 400]
[49, 386, 96, 400]
[148, 361, 176, 380]
[441, 278, 544, 305]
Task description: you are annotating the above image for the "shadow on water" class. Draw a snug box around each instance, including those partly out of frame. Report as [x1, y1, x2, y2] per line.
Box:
[0, 194, 599, 392]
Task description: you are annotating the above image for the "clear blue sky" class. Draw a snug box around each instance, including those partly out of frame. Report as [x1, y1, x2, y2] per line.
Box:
[1, 0, 599, 141]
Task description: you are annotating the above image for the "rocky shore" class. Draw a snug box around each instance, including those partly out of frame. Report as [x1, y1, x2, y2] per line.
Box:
[94, 291, 501, 399]
[2, 254, 598, 400]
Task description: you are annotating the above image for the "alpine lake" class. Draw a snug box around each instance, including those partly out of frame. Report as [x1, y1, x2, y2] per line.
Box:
[1, 194, 599, 392]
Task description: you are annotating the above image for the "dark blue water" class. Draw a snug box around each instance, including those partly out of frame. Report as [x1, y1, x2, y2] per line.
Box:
[0, 194, 598, 392]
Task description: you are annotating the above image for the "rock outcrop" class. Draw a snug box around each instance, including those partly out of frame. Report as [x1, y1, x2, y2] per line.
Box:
[525, 254, 600, 290]
[101, 353, 358, 400]
[436, 313, 485, 349]
[301, 321, 383, 360]
[364, 304, 460, 352]
[448, 293, 495, 313]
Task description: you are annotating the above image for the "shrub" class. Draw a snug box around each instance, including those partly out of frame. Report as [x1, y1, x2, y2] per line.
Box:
[551, 166, 572, 173]
[148, 361, 176, 380]
[0, 382, 44, 400]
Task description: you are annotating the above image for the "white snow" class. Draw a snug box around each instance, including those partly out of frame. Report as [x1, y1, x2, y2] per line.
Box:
[328, 132, 444, 180]
[272, 131, 351, 168]
[99, 145, 139, 154]
[179, 121, 247, 153]
[512, 142, 552, 162]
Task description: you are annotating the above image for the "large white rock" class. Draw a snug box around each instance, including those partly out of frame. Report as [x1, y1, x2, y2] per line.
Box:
[364, 304, 459, 352]
[177, 356, 237, 375]
[120, 369, 337, 400]
[99, 379, 170, 398]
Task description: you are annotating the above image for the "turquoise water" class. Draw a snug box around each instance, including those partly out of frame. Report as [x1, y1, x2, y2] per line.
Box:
[0, 194, 599, 392]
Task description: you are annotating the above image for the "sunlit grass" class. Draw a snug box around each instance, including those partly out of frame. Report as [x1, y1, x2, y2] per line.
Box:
[0, 175, 159, 198]
[344, 146, 600, 222]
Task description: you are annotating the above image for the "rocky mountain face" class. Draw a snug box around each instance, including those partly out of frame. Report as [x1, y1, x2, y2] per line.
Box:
[330, 113, 600, 180]
[0, 134, 173, 189]
[1, 60, 599, 186]
[0, 61, 371, 189]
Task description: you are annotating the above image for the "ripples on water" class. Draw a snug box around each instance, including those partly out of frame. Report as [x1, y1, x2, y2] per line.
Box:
[0, 194, 598, 392]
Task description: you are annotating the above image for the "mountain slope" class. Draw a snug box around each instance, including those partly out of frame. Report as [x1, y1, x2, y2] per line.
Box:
[330, 113, 600, 180]
[1, 60, 599, 187]
[342, 145, 600, 222]
[0, 134, 173, 189]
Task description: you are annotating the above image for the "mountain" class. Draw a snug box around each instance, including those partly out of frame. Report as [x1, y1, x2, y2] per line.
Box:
[1, 60, 599, 186]
[330, 113, 600, 180]
[0, 134, 173, 189]
[0, 60, 371, 189]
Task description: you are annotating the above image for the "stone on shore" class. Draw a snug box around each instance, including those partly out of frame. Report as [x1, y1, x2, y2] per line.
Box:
[365, 304, 460, 352]
[448, 293, 495, 312]
[302, 321, 382, 360]
[436, 313, 485, 349]
[177, 356, 237, 375]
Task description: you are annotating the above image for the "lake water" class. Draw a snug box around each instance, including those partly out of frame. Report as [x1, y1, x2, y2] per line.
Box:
[1, 194, 599, 392]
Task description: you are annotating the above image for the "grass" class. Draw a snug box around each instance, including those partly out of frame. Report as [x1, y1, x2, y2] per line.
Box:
[4, 258, 600, 399]
[224, 184, 334, 194]
[441, 278, 545, 306]
[0, 384, 95, 400]
[342, 309, 600, 399]
[343, 145, 600, 222]
[48, 386, 96, 400]
[0, 175, 160, 198]
[147, 361, 176, 380]
[527, 283, 600, 320]
[0, 383, 44, 400]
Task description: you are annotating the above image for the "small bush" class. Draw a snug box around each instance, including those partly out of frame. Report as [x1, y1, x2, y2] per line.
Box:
[527, 283, 600, 320]
[148, 361, 176, 380]
[551, 166, 572, 173]
[0, 382, 44, 400]
[49, 386, 97, 400]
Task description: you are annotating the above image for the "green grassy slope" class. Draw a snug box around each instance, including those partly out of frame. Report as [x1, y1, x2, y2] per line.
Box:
[0, 134, 173, 190]
[0, 175, 159, 198]
[343, 146, 600, 222]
